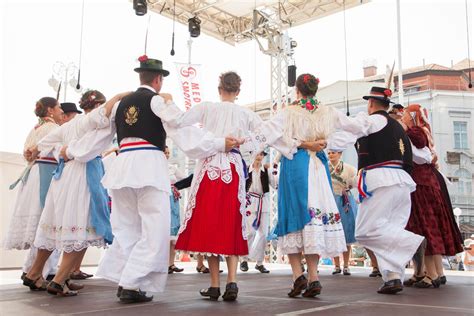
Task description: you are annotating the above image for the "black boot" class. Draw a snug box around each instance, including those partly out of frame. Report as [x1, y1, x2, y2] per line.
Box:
[377, 279, 403, 294]
[199, 287, 221, 301]
[255, 264, 270, 273]
[288, 275, 308, 298]
[119, 289, 153, 303]
[302, 280, 322, 297]
[222, 282, 239, 301]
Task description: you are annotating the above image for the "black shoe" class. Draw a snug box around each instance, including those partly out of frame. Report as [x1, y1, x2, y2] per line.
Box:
[343, 268, 351, 276]
[439, 275, 447, 285]
[23, 276, 47, 291]
[369, 267, 382, 277]
[414, 276, 436, 289]
[302, 280, 322, 297]
[377, 279, 403, 294]
[403, 275, 424, 287]
[288, 275, 308, 298]
[255, 264, 270, 273]
[119, 289, 153, 304]
[222, 282, 238, 301]
[168, 265, 184, 274]
[332, 267, 342, 275]
[116, 286, 123, 298]
[240, 261, 249, 272]
[21, 272, 26, 281]
[200, 287, 221, 301]
[46, 281, 78, 297]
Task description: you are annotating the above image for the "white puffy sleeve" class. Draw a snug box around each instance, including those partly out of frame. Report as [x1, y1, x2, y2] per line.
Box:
[327, 111, 387, 151]
[412, 145, 433, 165]
[242, 111, 300, 160]
[37, 126, 64, 159]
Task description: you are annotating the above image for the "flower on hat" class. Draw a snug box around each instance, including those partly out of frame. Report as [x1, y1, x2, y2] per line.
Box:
[384, 89, 392, 97]
[138, 55, 148, 62]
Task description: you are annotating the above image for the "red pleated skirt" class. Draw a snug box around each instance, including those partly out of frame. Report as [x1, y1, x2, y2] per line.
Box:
[175, 164, 248, 256]
[406, 165, 464, 256]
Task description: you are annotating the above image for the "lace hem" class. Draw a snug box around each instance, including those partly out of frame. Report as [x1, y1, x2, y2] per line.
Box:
[188, 251, 244, 258]
[278, 222, 347, 257]
[178, 152, 248, 240]
[35, 238, 107, 253]
[3, 215, 42, 250]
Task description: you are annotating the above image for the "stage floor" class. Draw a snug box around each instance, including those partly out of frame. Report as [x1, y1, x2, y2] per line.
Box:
[0, 263, 472, 316]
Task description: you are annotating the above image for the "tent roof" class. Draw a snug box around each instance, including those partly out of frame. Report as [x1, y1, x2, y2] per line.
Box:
[147, 0, 369, 45]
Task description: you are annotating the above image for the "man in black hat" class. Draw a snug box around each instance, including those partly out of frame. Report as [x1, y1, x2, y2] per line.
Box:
[60, 102, 82, 123]
[95, 55, 241, 303]
[327, 86, 425, 295]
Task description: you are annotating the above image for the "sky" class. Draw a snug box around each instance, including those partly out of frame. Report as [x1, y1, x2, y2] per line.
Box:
[0, 0, 472, 153]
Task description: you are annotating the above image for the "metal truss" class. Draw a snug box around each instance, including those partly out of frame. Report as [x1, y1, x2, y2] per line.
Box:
[147, 0, 368, 45]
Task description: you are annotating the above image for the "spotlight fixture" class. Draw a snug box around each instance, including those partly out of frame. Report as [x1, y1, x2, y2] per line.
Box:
[188, 16, 201, 38]
[133, 0, 147, 16]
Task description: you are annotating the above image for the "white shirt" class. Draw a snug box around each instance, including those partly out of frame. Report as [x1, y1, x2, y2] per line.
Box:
[65, 85, 226, 193]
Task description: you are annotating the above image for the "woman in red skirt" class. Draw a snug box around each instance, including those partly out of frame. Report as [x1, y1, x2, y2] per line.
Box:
[402, 104, 463, 288]
[169, 72, 299, 301]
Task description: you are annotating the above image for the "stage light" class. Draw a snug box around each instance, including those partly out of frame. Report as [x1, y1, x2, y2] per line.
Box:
[188, 16, 201, 38]
[133, 0, 147, 16]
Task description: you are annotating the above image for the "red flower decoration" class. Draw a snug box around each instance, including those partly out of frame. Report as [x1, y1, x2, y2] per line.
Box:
[245, 210, 251, 216]
[384, 89, 392, 97]
[303, 74, 311, 83]
[315, 78, 320, 84]
[138, 55, 148, 62]
[305, 101, 315, 111]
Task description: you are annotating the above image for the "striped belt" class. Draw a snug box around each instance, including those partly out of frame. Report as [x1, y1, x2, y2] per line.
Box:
[358, 160, 403, 201]
[119, 141, 161, 154]
[35, 157, 58, 165]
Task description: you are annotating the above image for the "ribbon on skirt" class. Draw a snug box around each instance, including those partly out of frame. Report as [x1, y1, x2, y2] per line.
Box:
[248, 192, 264, 230]
[230, 148, 248, 179]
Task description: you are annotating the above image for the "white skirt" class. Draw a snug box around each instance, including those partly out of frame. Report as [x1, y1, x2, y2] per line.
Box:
[3, 165, 42, 250]
[34, 160, 105, 253]
[278, 156, 347, 257]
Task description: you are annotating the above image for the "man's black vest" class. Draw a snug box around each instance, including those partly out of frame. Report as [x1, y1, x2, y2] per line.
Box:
[115, 87, 166, 150]
[246, 167, 270, 193]
[355, 111, 413, 173]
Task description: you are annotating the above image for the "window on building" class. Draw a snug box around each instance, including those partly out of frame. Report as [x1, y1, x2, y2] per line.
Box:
[454, 168, 472, 195]
[453, 121, 468, 149]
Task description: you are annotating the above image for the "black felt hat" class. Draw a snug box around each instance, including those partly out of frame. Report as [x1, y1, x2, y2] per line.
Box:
[362, 86, 393, 106]
[60, 102, 82, 114]
[134, 55, 170, 76]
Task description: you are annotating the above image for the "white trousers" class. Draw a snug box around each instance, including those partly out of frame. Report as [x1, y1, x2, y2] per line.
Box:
[243, 194, 270, 263]
[96, 186, 170, 292]
[355, 185, 424, 282]
[22, 247, 60, 278]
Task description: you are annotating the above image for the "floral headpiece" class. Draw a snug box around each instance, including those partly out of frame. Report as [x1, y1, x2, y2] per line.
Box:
[138, 54, 148, 62]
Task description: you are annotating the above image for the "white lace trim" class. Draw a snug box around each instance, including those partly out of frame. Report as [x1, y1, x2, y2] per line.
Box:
[278, 217, 347, 257]
[2, 215, 41, 250]
[188, 251, 242, 258]
[35, 238, 107, 253]
[178, 152, 248, 240]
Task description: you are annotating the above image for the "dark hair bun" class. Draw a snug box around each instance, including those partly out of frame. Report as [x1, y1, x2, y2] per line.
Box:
[296, 73, 320, 97]
[218, 71, 241, 93]
[34, 97, 58, 117]
[79, 90, 106, 110]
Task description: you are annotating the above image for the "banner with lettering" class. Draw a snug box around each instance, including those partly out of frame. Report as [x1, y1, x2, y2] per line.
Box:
[174, 63, 203, 111]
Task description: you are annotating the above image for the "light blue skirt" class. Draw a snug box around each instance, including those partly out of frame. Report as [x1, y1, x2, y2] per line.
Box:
[170, 195, 180, 236]
[333, 193, 358, 244]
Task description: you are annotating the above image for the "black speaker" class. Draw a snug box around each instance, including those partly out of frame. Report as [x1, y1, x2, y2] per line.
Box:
[288, 65, 296, 87]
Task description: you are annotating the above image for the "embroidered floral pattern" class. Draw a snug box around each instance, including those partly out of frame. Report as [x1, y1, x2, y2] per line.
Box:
[309, 208, 342, 225]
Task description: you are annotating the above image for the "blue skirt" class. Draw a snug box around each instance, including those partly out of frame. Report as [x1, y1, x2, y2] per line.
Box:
[333, 193, 357, 244]
[170, 195, 180, 236]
